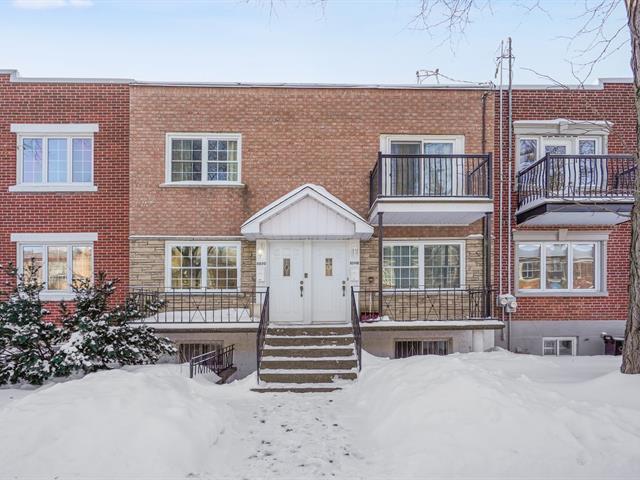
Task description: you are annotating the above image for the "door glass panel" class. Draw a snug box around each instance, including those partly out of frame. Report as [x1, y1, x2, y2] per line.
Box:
[389, 142, 421, 196]
[283, 258, 290, 277]
[424, 142, 455, 196]
[544, 145, 568, 155]
[325, 258, 333, 276]
[519, 139, 538, 170]
[545, 244, 568, 289]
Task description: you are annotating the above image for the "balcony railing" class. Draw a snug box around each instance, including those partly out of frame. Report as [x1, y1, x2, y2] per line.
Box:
[352, 287, 494, 322]
[517, 154, 636, 208]
[369, 153, 492, 206]
[129, 288, 268, 324]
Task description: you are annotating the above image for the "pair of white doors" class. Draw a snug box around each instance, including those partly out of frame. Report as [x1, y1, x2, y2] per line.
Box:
[268, 240, 349, 324]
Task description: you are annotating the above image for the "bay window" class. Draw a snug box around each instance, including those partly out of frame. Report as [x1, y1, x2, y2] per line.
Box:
[167, 242, 240, 290]
[517, 241, 600, 293]
[383, 242, 464, 289]
[166, 133, 241, 185]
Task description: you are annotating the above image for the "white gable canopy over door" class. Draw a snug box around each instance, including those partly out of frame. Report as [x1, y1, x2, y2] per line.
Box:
[241, 184, 373, 240]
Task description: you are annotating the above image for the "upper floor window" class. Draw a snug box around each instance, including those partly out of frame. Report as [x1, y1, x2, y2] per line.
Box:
[383, 241, 465, 290]
[10, 124, 98, 192]
[165, 133, 242, 185]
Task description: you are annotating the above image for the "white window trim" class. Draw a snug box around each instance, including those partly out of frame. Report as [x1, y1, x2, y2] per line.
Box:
[379, 134, 465, 154]
[164, 133, 243, 186]
[164, 241, 242, 292]
[515, 241, 603, 295]
[16, 239, 95, 301]
[542, 337, 577, 356]
[516, 134, 606, 172]
[11, 132, 96, 192]
[382, 240, 466, 290]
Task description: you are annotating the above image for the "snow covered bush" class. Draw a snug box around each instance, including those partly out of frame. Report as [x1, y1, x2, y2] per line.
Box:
[0, 262, 59, 385]
[52, 274, 176, 375]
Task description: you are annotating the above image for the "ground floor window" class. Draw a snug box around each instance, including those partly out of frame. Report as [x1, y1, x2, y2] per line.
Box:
[395, 340, 450, 358]
[18, 242, 93, 293]
[516, 241, 600, 293]
[166, 241, 240, 290]
[383, 241, 464, 290]
[542, 337, 577, 356]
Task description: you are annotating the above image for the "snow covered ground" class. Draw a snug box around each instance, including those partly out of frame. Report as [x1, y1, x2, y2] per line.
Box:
[1, 350, 639, 479]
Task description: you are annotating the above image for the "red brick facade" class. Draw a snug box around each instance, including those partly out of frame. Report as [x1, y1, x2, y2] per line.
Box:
[493, 82, 636, 322]
[0, 72, 130, 313]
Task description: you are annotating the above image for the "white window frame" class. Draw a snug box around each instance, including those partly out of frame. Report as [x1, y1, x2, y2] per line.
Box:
[164, 241, 242, 292]
[16, 238, 95, 300]
[164, 133, 242, 186]
[382, 240, 466, 291]
[515, 241, 602, 294]
[10, 124, 97, 192]
[542, 337, 577, 356]
[515, 134, 605, 172]
[380, 134, 465, 155]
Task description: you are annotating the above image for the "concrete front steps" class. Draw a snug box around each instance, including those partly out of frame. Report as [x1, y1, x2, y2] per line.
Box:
[252, 324, 358, 393]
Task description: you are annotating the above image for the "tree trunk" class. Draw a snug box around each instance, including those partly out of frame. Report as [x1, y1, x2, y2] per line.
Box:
[622, 0, 640, 373]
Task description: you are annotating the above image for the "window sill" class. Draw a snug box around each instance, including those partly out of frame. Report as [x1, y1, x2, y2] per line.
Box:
[516, 290, 608, 297]
[39, 292, 76, 301]
[9, 184, 97, 193]
[159, 182, 245, 188]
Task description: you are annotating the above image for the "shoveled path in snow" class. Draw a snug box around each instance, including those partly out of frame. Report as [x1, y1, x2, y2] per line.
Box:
[222, 390, 366, 479]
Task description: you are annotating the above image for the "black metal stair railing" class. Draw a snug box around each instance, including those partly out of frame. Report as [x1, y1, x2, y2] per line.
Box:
[350, 287, 362, 371]
[255, 287, 270, 384]
[189, 344, 235, 379]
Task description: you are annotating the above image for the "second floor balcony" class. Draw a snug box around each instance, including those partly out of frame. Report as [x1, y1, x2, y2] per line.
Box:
[368, 153, 493, 226]
[517, 154, 636, 225]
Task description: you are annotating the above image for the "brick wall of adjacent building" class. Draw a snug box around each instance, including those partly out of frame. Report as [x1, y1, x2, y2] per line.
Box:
[0, 73, 130, 315]
[493, 82, 636, 321]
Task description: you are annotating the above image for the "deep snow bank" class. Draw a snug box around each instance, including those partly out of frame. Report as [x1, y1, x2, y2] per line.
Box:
[0, 365, 245, 478]
[343, 350, 640, 479]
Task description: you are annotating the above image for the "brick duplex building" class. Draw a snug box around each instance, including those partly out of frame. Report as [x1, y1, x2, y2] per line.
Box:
[0, 70, 635, 386]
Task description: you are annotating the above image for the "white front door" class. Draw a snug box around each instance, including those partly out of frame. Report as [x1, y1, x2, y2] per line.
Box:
[268, 241, 304, 324]
[268, 240, 349, 324]
[311, 241, 348, 323]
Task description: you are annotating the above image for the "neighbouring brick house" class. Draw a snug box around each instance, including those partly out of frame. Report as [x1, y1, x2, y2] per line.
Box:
[493, 79, 636, 356]
[1, 69, 635, 388]
[0, 70, 130, 320]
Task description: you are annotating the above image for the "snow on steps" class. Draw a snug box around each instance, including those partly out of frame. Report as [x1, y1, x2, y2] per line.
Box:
[253, 324, 358, 393]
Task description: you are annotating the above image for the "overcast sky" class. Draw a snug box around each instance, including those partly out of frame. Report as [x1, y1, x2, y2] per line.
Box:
[0, 0, 632, 85]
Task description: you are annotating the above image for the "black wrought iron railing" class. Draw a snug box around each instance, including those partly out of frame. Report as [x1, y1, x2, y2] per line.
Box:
[369, 153, 492, 206]
[517, 154, 636, 208]
[350, 287, 362, 371]
[129, 288, 268, 323]
[256, 287, 270, 384]
[189, 344, 235, 379]
[352, 287, 494, 322]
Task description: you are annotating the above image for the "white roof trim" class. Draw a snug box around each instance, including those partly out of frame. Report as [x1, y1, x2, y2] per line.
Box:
[11, 233, 98, 243]
[514, 118, 612, 136]
[241, 184, 373, 240]
[11, 123, 99, 134]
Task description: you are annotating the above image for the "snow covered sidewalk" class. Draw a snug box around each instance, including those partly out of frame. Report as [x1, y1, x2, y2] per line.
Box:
[0, 351, 639, 479]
